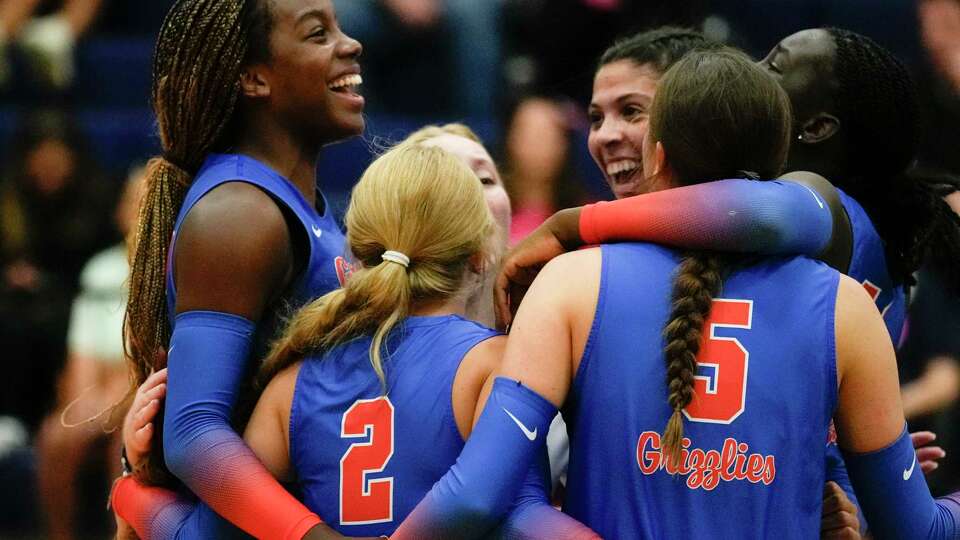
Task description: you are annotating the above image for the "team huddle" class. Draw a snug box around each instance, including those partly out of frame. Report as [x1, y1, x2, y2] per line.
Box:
[107, 0, 960, 538]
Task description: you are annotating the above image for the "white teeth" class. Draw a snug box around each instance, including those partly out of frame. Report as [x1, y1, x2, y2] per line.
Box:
[329, 74, 363, 90]
[606, 159, 640, 177]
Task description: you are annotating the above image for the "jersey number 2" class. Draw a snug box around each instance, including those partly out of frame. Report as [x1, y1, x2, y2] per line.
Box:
[340, 397, 395, 525]
[684, 299, 753, 424]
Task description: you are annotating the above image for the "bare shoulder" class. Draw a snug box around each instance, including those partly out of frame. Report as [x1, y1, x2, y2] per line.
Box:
[535, 247, 602, 294]
[260, 361, 304, 408]
[835, 273, 895, 374]
[461, 334, 507, 378]
[173, 182, 295, 317]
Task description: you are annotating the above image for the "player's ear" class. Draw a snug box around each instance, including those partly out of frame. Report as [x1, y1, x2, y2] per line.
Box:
[653, 141, 668, 177]
[797, 113, 840, 144]
[240, 65, 271, 99]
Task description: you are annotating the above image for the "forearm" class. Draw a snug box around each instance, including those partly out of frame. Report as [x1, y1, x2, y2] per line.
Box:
[392, 378, 557, 539]
[901, 357, 960, 420]
[112, 477, 253, 540]
[844, 426, 959, 539]
[579, 180, 832, 255]
[490, 450, 598, 540]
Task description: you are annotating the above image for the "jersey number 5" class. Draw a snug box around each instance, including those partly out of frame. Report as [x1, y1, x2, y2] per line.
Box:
[340, 397, 395, 525]
[684, 299, 753, 424]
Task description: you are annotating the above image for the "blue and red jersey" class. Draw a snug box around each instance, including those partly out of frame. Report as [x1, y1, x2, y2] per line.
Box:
[167, 152, 348, 341]
[838, 189, 905, 344]
[562, 243, 840, 538]
[291, 315, 500, 536]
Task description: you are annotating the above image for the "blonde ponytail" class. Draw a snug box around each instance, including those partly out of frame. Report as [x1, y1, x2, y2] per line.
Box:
[261, 144, 494, 390]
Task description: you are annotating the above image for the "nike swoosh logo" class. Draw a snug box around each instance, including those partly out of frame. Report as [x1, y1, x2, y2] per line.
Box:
[800, 185, 825, 209]
[903, 453, 917, 480]
[311, 225, 323, 238]
[502, 408, 537, 441]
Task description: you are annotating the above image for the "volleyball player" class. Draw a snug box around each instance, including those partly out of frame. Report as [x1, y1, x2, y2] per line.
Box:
[496, 28, 960, 344]
[116, 0, 365, 538]
[398, 49, 960, 539]
[114, 142, 598, 538]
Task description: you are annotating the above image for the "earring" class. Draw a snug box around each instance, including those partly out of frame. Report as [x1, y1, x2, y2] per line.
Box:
[797, 134, 805, 141]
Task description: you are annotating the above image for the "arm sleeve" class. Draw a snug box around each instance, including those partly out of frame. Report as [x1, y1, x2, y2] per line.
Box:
[391, 378, 558, 539]
[579, 179, 832, 255]
[489, 448, 599, 540]
[843, 425, 960, 539]
[162, 311, 320, 540]
[112, 476, 253, 540]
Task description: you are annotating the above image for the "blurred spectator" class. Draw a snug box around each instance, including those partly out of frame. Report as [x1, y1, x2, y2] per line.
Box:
[35, 165, 144, 540]
[0, 0, 105, 89]
[333, 0, 500, 119]
[917, 0, 960, 174]
[501, 0, 707, 244]
[897, 192, 960, 495]
[0, 109, 116, 432]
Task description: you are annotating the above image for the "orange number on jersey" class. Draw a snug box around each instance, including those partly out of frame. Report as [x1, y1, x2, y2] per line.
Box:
[684, 299, 753, 424]
[340, 397, 395, 525]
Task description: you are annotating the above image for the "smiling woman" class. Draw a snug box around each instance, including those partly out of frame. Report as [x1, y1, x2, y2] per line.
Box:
[110, 0, 366, 539]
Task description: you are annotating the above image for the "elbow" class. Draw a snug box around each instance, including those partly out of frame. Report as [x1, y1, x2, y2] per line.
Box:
[162, 429, 191, 480]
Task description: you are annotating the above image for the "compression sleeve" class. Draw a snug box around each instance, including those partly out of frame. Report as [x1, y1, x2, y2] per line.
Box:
[112, 477, 252, 540]
[392, 378, 558, 539]
[163, 311, 320, 540]
[579, 179, 832, 255]
[112, 477, 196, 539]
[843, 425, 960, 539]
[490, 448, 599, 540]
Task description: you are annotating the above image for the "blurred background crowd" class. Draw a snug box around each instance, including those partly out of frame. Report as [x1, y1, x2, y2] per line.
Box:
[0, 0, 958, 538]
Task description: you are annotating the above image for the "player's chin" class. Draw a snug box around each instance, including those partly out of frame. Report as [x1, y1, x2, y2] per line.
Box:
[323, 113, 365, 143]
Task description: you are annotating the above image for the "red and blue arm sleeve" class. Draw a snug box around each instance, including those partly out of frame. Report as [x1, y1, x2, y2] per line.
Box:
[392, 378, 559, 539]
[160, 311, 320, 540]
[580, 179, 832, 255]
[490, 448, 599, 540]
[112, 477, 251, 540]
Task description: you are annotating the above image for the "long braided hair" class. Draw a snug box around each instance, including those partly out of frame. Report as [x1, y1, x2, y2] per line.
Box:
[647, 50, 792, 465]
[122, 0, 274, 485]
[824, 28, 960, 289]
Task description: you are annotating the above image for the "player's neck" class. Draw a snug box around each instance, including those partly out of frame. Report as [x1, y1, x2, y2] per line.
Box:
[234, 127, 320, 207]
[411, 295, 469, 319]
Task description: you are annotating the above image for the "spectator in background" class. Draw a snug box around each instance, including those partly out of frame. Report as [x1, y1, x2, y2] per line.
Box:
[0, 0, 104, 88]
[35, 166, 145, 540]
[917, 0, 960, 173]
[334, 0, 500, 119]
[0, 109, 115, 432]
[897, 191, 960, 496]
[501, 0, 707, 243]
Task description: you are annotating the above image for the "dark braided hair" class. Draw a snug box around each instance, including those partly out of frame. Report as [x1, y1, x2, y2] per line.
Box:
[649, 50, 792, 465]
[825, 28, 960, 288]
[123, 0, 275, 485]
[599, 26, 723, 75]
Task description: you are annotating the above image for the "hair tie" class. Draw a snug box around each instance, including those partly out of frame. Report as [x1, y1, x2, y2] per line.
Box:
[381, 250, 410, 268]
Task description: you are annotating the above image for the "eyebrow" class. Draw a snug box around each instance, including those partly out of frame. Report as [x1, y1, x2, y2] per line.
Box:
[615, 93, 652, 104]
[295, 8, 327, 27]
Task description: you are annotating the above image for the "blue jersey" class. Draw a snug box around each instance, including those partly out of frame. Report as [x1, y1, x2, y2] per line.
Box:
[290, 315, 500, 536]
[166, 153, 347, 343]
[563, 243, 839, 539]
[839, 189, 905, 343]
